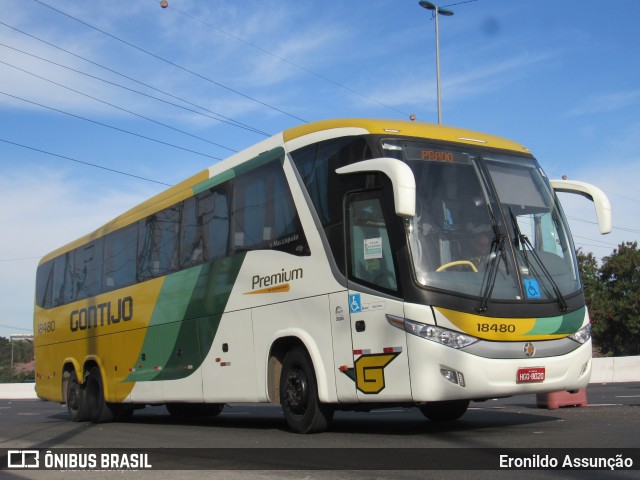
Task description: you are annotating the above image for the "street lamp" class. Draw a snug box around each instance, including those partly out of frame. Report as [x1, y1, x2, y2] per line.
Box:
[418, 1, 454, 125]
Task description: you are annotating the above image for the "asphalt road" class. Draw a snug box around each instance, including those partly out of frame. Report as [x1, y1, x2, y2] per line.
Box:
[1, 382, 639, 480]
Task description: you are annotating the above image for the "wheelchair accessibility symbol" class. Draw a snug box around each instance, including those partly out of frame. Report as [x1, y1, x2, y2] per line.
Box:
[523, 278, 541, 299]
[349, 294, 362, 313]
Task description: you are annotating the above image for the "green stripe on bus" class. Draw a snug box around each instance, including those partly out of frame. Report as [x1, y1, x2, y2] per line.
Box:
[157, 254, 246, 380]
[124, 254, 246, 383]
[555, 307, 585, 334]
[524, 307, 585, 336]
[191, 147, 285, 195]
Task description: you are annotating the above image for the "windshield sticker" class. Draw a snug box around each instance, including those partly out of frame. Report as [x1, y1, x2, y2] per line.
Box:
[524, 278, 541, 299]
[364, 237, 383, 259]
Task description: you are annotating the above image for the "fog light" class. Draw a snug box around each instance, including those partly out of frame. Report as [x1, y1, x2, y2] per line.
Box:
[440, 368, 465, 387]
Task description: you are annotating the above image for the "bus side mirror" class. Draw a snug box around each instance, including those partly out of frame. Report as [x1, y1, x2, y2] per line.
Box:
[336, 158, 416, 217]
[550, 179, 612, 235]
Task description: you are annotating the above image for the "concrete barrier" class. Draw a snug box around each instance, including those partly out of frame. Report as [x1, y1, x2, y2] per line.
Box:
[1, 356, 639, 400]
[590, 356, 640, 383]
[0, 382, 37, 400]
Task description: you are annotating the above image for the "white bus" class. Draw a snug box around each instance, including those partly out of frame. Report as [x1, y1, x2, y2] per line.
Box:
[34, 118, 611, 433]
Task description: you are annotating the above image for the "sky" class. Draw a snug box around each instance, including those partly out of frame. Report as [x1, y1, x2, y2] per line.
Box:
[1, 0, 639, 338]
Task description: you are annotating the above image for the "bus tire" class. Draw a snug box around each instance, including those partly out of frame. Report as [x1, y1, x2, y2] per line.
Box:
[419, 400, 470, 422]
[85, 366, 116, 424]
[66, 369, 90, 422]
[280, 347, 333, 434]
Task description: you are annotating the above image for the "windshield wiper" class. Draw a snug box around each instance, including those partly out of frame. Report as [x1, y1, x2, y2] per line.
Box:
[476, 200, 509, 312]
[477, 233, 505, 312]
[508, 208, 568, 312]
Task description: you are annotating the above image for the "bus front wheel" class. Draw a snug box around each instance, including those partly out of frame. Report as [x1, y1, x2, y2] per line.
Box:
[280, 347, 333, 434]
[419, 400, 470, 422]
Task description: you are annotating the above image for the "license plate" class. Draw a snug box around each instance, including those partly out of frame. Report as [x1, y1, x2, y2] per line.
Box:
[517, 367, 545, 384]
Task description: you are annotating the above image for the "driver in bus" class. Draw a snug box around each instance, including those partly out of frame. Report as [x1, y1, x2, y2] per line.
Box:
[466, 223, 493, 269]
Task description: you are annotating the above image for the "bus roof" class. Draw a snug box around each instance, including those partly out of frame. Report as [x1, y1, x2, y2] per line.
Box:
[39, 119, 530, 264]
[284, 118, 530, 154]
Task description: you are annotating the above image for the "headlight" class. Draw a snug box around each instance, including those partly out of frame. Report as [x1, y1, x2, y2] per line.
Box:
[387, 315, 478, 349]
[569, 324, 591, 344]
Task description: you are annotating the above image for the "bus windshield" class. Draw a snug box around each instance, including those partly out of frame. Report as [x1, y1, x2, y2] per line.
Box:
[381, 140, 581, 304]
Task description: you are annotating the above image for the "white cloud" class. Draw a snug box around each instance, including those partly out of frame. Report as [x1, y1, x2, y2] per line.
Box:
[565, 90, 640, 117]
[555, 124, 640, 261]
[0, 166, 153, 337]
[356, 50, 560, 110]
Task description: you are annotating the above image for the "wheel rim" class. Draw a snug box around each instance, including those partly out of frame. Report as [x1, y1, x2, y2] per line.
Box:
[284, 367, 308, 415]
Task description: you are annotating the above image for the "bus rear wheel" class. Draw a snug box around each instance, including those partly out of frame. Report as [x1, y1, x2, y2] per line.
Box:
[419, 400, 470, 422]
[66, 369, 90, 422]
[85, 366, 116, 424]
[280, 347, 333, 434]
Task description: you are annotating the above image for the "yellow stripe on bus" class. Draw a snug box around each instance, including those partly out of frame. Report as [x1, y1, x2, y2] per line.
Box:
[435, 307, 568, 342]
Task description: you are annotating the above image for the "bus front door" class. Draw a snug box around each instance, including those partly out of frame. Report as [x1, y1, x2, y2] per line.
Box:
[342, 191, 411, 403]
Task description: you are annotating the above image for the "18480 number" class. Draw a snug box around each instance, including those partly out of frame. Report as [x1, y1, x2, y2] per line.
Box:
[37, 321, 56, 334]
[477, 323, 516, 333]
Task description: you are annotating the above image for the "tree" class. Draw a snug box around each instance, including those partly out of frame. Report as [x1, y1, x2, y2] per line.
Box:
[582, 242, 640, 357]
[577, 248, 600, 304]
[0, 336, 35, 383]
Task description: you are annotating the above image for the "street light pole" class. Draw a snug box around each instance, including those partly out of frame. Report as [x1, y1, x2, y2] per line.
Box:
[418, 1, 454, 125]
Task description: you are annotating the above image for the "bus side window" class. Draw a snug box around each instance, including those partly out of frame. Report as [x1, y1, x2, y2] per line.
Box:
[181, 196, 205, 268]
[138, 204, 181, 280]
[52, 251, 75, 307]
[347, 194, 398, 292]
[181, 188, 230, 267]
[35, 261, 54, 309]
[232, 168, 267, 251]
[103, 224, 137, 291]
[231, 161, 308, 256]
[75, 240, 104, 300]
[291, 136, 372, 272]
[204, 189, 230, 259]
